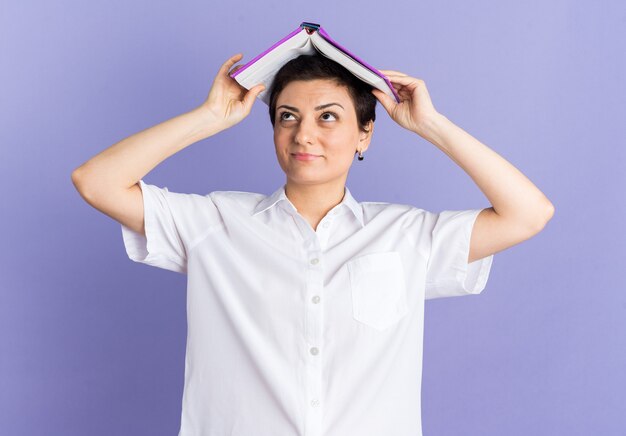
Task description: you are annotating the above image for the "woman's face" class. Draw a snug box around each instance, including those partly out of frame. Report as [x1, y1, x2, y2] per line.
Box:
[273, 79, 372, 188]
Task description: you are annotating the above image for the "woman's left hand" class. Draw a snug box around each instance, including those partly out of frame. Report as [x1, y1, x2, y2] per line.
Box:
[371, 70, 441, 138]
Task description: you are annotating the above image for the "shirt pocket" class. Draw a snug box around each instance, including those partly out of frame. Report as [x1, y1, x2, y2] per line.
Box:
[346, 251, 409, 331]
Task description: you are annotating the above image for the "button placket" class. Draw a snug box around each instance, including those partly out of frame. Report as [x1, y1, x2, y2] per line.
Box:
[304, 246, 324, 434]
[316, 217, 333, 251]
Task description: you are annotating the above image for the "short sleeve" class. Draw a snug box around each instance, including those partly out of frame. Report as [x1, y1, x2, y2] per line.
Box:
[120, 179, 220, 274]
[424, 209, 494, 300]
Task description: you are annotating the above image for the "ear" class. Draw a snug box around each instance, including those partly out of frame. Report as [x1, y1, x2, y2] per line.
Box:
[358, 120, 374, 153]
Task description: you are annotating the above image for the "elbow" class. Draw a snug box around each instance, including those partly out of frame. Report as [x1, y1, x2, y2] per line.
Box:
[71, 167, 82, 188]
[71, 165, 96, 199]
[542, 200, 555, 225]
[528, 201, 555, 235]
[545, 201, 555, 221]
[71, 166, 87, 191]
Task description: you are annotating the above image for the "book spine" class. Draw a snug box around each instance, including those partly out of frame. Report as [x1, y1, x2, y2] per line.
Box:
[301, 22, 320, 34]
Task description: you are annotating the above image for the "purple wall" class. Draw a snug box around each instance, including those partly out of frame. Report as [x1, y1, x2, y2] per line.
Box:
[1, 0, 624, 434]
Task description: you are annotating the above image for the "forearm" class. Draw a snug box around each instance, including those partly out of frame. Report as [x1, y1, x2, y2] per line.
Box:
[72, 106, 224, 194]
[419, 113, 554, 228]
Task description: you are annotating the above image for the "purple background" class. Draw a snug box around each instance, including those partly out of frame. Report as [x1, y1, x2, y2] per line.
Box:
[1, 1, 624, 435]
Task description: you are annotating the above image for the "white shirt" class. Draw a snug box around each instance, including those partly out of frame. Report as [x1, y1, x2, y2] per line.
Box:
[121, 180, 494, 436]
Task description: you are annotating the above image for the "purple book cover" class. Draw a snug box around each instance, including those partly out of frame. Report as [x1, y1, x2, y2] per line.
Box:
[230, 22, 401, 103]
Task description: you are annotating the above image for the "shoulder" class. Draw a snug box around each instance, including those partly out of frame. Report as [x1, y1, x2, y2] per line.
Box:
[208, 189, 263, 200]
[208, 189, 265, 212]
[359, 199, 432, 228]
[360, 199, 427, 217]
[142, 183, 263, 213]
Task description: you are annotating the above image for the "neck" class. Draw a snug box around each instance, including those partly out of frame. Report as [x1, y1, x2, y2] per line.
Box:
[284, 179, 346, 223]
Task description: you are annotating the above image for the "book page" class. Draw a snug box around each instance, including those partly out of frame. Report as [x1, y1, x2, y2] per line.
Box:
[310, 33, 397, 101]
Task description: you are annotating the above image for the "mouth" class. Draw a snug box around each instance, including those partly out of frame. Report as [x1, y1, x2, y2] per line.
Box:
[291, 153, 322, 161]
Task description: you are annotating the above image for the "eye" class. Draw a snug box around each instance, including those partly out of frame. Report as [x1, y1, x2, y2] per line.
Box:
[279, 111, 295, 121]
[321, 112, 338, 121]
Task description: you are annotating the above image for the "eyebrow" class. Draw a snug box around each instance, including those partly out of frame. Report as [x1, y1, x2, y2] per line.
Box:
[276, 103, 345, 112]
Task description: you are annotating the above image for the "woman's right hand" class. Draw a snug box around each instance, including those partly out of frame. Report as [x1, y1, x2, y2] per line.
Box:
[197, 53, 266, 130]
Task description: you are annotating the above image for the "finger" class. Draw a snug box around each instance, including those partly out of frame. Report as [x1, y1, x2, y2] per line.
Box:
[371, 88, 396, 114]
[220, 53, 243, 75]
[243, 83, 266, 110]
[385, 75, 423, 87]
[384, 72, 420, 80]
[229, 64, 244, 75]
[379, 69, 409, 76]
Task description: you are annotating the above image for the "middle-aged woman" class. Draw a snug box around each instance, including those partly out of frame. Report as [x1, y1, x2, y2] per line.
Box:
[71, 51, 554, 435]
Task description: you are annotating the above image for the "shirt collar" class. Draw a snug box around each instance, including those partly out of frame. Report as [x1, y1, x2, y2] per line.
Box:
[251, 184, 364, 228]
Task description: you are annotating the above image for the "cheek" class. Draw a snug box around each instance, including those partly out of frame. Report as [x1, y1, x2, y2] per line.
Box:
[324, 127, 352, 144]
[273, 131, 288, 150]
[328, 130, 359, 152]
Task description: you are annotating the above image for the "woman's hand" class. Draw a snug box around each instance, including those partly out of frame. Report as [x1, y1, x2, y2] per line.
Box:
[371, 70, 442, 138]
[197, 53, 265, 130]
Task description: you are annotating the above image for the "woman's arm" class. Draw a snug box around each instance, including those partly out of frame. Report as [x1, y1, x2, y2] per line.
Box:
[418, 113, 554, 262]
[71, 53, 265, 234]
[71, 107, 221, 196]
[372, 70, 554, 263]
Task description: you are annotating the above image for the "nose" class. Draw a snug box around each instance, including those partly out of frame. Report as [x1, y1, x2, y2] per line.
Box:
[294, 116, 316, 145]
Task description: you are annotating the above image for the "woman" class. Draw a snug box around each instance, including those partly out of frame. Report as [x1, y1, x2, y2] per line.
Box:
[72, 52, 554, 435]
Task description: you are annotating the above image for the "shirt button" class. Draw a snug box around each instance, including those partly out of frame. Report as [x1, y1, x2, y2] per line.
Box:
[310, 258, 319, 265]
[310, 347, 319, 355]
[322, 222, 330, 228]
[311, 399, 320, 407]
[311, 295, 320, 304]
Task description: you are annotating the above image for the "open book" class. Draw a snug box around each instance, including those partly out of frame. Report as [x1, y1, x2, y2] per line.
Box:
[230, 21, 401, 106]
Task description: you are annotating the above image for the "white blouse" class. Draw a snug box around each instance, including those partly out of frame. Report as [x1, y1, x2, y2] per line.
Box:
[121, 180, 494, 436]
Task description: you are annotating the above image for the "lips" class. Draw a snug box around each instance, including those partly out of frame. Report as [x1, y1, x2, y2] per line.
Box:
[291, 152, 322, 161]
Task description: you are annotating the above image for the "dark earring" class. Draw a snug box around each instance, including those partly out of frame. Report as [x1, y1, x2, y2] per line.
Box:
[358, 150, 364, 161]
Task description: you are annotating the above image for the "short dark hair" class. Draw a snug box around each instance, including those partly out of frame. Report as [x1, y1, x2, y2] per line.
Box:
[268, 53, 376, 133]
